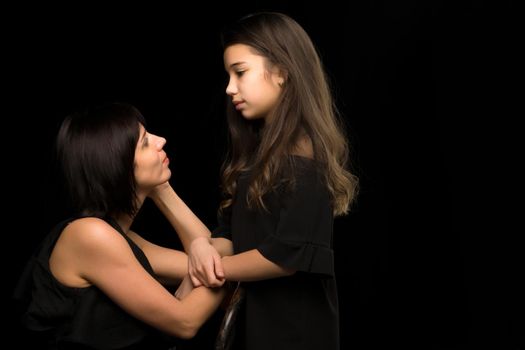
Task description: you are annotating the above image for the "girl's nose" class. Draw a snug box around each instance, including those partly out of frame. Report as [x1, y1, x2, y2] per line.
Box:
[226, 78, 237, 96]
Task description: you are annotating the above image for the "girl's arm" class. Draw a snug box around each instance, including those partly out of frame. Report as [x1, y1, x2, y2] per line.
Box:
[221, 249, 296, 281]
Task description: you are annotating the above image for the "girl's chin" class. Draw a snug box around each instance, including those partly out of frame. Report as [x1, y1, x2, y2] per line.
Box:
[240, 112, 265, 121]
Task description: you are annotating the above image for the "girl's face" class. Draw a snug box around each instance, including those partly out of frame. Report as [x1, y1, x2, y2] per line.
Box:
[224, 44, 284, 122]
[134, 123, 171, 191]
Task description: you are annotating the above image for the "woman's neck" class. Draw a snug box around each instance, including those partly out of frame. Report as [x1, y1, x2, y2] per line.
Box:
[113, 213, 134, 234]
[114, 194, 145, 233]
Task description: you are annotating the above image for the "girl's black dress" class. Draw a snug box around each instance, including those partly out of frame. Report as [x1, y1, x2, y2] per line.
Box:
[213, 157, 340, 350]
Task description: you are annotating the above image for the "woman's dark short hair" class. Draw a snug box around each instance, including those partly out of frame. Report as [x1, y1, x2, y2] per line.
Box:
[56, 102, 146, 217]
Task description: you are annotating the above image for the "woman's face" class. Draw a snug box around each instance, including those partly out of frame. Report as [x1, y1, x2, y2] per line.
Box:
[133, 123, 171, 191]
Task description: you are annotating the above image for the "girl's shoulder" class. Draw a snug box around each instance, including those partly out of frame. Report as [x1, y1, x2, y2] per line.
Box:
[289, 154, 320, 171]
[291, 135, 314, 159]
[283, 155, 325, 190]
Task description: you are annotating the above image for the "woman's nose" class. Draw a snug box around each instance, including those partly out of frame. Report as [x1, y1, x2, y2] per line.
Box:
[155, 136, 166, 150]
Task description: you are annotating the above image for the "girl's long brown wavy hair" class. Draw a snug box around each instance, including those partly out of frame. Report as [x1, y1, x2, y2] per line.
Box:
[220, 12, 358, 216]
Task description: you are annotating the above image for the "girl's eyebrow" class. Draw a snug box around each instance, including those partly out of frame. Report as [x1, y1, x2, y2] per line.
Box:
[228, 61, 247, 69]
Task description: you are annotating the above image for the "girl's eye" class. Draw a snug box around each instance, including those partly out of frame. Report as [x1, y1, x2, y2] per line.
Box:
[236, 71, 245, 77]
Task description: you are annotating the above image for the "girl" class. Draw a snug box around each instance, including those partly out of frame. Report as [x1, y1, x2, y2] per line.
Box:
[14, 103, 225, 349]
[159, 12, 358, 350]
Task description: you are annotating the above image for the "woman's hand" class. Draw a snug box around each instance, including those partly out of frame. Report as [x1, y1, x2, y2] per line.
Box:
[174, 274, 194, 300]
[189, 237, 225, 288]
[148, 181, 172, 201]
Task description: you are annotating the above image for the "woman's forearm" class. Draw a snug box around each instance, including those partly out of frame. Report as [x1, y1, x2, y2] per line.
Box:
[178, 285, 226, 337]
[152, 186, 211, 252]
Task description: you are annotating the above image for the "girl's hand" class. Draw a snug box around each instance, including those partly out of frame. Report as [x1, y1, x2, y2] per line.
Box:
[189, 237, 225, 288]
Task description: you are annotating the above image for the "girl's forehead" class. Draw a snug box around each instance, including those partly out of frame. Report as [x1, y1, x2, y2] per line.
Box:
[224, 45, 266, 68]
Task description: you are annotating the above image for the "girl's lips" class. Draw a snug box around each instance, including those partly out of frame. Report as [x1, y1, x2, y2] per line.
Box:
[163, 157, 169, 165]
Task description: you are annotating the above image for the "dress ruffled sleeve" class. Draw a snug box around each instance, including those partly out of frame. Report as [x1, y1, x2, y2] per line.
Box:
[257, 166, 335, 276]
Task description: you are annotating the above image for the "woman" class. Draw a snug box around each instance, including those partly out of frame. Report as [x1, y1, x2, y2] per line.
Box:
[14, 102, 224, 349]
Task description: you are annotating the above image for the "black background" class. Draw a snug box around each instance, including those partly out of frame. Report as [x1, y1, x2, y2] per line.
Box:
[6, 1, 522, 349]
